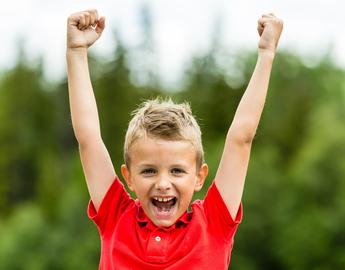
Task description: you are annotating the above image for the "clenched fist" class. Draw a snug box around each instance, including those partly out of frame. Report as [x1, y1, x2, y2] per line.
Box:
[257, 13, 283, 54]
[67, 9, 105, 49]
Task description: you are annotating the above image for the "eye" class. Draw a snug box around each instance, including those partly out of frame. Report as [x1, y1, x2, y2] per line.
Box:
[171, 168, 186, 175]
[141, 168, 156, 175]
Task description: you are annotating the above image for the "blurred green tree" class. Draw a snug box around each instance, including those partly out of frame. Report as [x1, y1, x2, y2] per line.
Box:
[0, 20, 344, 270]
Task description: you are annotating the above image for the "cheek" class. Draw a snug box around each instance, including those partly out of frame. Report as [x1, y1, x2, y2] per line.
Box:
[178, 177, 196, 197]
[134, 179, 150, 195]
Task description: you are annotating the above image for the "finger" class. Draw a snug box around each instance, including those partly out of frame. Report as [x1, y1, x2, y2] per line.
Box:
[262, 13, 275, 18]
[67, 14, 78, 27]
[95, 16, 106, 34]
[77, 14, 86, 30]
[258, 18, 267, 28]
[84, 9, 98, 16]
[257, 17, 270, 36]
[82, 12, 91, 30]
[90, 15, 96, 27]
[86, 9, 98, 26]
[257, 24, 264, 36]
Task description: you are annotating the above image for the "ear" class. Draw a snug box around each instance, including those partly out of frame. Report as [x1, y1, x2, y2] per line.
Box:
[121, 164, 134, 192]
[194, 163, 208, 192]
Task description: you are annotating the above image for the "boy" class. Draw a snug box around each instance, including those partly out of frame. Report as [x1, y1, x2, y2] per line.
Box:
[66, 9, 283, 269]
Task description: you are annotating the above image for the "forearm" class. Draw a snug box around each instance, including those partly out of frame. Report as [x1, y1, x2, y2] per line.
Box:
[228, 51, 274, 142]
[67, 48, 101, 144]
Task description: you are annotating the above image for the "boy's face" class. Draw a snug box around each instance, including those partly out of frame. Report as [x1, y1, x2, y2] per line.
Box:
[121, 137, 208, 228]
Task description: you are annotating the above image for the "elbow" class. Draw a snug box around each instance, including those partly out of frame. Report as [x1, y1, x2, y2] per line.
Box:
[73, 124, 102, 147]
[227, 122, 256, 144]
[76, 135, 93, 148]
[77, 134, 104, 151]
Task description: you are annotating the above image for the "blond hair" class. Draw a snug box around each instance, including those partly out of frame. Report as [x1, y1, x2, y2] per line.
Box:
[124, 98, 204, 168]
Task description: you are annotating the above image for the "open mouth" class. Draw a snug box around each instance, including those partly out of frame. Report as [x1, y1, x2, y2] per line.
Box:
[151, 196, 177, 219]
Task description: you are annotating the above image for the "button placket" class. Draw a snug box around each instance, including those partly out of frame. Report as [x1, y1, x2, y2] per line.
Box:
[146, 230, 167, 259]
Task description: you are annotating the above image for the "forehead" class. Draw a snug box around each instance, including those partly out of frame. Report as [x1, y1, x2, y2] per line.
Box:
[130, 137, 197, 166]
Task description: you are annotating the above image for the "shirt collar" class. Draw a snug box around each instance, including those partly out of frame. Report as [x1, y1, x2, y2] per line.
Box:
[135, 199, 192, 231]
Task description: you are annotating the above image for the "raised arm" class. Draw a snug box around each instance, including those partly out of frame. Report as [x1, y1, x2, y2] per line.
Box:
[67, 9, 115, 211]
[215, 14, 283, 219]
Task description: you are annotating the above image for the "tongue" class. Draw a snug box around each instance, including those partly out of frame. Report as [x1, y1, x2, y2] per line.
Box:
[154, 199, 175, 210]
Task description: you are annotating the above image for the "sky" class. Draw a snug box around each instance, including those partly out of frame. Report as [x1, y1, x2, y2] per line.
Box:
[1, 0, 344, 86]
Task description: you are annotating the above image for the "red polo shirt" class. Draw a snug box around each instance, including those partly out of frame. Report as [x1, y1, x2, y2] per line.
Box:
[88, 176, 242, 270]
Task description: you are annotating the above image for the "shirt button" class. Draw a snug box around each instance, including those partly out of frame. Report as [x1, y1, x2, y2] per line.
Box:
[155, 236, 161, 242]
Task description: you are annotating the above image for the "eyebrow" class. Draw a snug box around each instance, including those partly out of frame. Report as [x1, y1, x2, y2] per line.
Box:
[169, 163, 189, 168]
[137, 163, 189, 168]
[137, 164, 157, 168]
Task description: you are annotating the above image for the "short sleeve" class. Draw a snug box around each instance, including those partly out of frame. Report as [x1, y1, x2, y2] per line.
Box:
[203, 182, 243, 242]
[87, 175, 134, 234]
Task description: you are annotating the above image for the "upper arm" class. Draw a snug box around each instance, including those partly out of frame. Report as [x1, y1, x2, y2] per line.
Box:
[214, 134, 252, 220]
[79, 139, 116, 211]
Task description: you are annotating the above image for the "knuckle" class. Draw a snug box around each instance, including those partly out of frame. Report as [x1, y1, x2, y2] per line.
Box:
[68, 13, 79, 22]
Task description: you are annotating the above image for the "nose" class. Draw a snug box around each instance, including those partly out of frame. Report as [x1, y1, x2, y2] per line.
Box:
[155, 174, 172, 191]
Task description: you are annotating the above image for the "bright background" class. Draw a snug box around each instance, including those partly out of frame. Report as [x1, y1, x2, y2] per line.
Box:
[0, 1, 345, 269]
[1, 0, 344, 85]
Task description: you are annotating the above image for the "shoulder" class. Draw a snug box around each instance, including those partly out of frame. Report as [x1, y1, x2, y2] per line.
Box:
[191, 182, 243, 240]
[88, 176, 135, 232]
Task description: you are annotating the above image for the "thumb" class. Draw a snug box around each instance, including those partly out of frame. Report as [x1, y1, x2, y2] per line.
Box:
[95, 16, 106, 35]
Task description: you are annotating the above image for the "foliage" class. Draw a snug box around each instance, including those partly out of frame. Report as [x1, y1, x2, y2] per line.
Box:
[0, 27, 344, 270]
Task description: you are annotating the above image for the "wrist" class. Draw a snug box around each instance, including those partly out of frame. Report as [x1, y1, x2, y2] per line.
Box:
[66, 47, 88, 55]
[66, 47, 89, 65]
[258, 49, 276, 61]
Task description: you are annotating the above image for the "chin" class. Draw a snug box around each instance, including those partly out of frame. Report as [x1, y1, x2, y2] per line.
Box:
[153, 218, 176, 228]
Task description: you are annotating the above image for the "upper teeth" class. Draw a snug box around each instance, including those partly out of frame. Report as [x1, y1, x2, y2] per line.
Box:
[153, 197, 174, 202]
